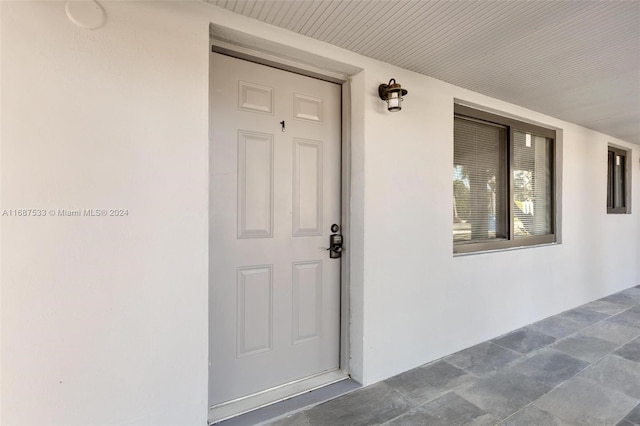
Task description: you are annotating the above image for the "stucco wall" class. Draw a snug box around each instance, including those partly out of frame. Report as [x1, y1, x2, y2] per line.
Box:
[1, 1, 638, 425]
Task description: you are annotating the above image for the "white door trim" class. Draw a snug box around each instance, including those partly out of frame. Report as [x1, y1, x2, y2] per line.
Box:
[209, 24, 361, 83]
[208, 32, 355, 421]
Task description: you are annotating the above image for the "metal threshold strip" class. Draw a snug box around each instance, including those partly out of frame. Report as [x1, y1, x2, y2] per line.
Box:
[209, 369, 352, 424]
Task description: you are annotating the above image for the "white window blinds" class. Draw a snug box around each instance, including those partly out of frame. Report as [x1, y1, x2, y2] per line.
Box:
[453, 117, 507, 243]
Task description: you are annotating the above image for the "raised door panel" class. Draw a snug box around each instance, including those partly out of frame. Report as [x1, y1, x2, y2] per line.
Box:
[292, 261, 323, 344]
[237, 265, 273, 357]
[237, 130, 274, 238]
[293, 138, 323, 237]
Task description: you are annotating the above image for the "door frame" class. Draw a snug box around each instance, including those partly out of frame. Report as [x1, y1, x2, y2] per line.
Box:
[208, 27, 355, 420]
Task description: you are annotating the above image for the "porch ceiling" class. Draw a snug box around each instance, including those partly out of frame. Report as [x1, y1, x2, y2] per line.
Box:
[206, 0, 640, 144]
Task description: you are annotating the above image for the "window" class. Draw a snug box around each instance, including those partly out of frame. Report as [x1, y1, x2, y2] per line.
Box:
[453, 104, 556, 253]
[607, 146, 629, 214]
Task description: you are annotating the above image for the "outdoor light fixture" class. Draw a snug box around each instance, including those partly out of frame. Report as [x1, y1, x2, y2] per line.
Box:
[378, 78, 408, 112]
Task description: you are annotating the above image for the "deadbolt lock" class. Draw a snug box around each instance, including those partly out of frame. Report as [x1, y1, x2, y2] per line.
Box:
[327, 224, 343, 259]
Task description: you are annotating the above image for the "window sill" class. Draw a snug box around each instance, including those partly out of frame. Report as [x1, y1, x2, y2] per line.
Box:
[453, 241, 560, 257]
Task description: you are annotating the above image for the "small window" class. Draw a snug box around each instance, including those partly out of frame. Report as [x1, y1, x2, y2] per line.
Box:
[607, 146, 628, 214]
[453, 105, 556, 254]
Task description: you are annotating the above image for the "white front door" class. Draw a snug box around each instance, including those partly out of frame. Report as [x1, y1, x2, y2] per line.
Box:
[209, 52, 343, 421]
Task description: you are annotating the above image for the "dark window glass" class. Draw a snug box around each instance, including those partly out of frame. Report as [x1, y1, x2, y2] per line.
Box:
[513, 131, 553, 238]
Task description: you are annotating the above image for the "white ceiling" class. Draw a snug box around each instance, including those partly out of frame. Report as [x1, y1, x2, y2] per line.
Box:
[207, 0, 640, 144]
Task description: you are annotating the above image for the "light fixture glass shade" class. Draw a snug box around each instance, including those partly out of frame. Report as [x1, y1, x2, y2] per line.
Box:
[387, 92, 401, 112]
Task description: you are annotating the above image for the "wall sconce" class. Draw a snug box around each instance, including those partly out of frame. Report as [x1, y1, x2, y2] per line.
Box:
[378, 79, 408, 112]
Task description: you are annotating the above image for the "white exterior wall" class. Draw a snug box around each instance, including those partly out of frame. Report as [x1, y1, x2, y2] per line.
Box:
[1, 1, 638, 425]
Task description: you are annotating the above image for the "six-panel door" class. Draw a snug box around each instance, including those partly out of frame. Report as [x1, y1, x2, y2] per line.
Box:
[209, 53, 342, 407]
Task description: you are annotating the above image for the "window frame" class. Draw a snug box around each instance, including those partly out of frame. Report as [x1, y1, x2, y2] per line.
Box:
[453, 104, 557, 254]
[607, 145, 629, 214]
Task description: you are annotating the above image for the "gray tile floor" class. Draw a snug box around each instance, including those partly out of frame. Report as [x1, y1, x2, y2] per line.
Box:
[268, 285, 640, 426]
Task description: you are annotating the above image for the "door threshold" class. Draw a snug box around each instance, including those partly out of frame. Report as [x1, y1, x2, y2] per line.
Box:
[209, 370, 356, 425]
[210, 376, 360, 426]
